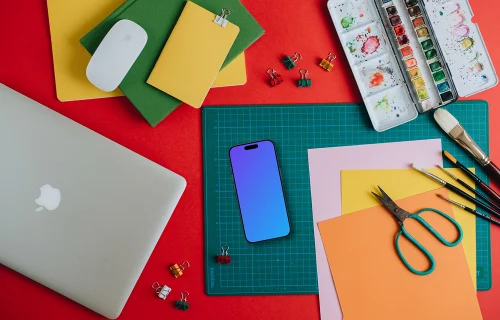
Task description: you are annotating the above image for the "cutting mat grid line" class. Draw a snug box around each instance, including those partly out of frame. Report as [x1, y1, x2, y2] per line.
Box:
[203, 102, 491, 295]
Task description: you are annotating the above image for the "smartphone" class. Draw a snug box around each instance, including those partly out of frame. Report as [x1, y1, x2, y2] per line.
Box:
[229, 140, 291, 243]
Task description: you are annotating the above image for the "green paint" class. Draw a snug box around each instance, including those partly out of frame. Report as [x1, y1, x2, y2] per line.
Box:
[374, 95, 390, 110]
[429, 61, 442, 72]
[341, 16, 355, 28]
[433, 70, 446, 82]
[347, 41, 356, 53]
[421, 39, 433, 51]
[425, 49, 437, 60]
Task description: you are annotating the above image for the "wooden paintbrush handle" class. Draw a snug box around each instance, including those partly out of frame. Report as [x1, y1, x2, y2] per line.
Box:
[479, 181, 500, 206]
[484, 162, 500, 187]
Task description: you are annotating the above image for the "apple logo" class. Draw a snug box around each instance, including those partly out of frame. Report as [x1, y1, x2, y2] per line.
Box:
[35, 184, 61, 212]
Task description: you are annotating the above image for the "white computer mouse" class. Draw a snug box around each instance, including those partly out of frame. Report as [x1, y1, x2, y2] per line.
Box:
[86, 19, 147, 92]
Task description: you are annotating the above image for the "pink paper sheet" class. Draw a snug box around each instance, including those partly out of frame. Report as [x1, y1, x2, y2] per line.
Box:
[307, 139, 443, 320]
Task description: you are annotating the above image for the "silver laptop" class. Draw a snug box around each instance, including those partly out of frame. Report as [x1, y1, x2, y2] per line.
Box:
[0, 84, 186, 318]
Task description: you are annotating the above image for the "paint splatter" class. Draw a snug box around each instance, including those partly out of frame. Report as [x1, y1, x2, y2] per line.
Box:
[347, 41, 356, 53]
[341, 16, 355, 29]
[361, 36, 380, 54]
[374, 95, 390, 110]
[369, 73, 384, 87]
[469, 62, 483, 73]
[453, 24, 469, 38]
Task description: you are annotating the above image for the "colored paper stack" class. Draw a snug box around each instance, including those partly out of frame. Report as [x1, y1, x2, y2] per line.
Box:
[47, 0, 264, 126]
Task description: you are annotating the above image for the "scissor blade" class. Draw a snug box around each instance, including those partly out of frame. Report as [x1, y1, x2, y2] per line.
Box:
[372, 186, 411, 224]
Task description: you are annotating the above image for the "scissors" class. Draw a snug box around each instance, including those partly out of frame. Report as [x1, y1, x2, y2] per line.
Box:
[372, 186, 463, 276]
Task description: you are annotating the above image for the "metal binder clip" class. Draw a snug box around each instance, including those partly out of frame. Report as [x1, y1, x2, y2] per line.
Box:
[169, 260, 190, 278]
[217, 245, 231, 264]
[267, 68, 283, 87]
[319, 52, 336, 71]
[152, 282, 171, 300]
[214, 8, 231, 27]
[282, 52, 302, 70]
[175, 291, 190, 311]
[297, 69, 311, 87]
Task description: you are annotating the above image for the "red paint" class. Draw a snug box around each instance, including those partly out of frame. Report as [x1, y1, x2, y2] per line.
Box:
[0, 0, 500, 319]
[369, 73, 384, 87]
[401, 46, 414, 57]
[361, 36, 380, 54]
[394, 25, 406, 36]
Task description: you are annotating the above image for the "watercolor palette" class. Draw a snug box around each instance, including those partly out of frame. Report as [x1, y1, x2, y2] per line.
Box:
[327, 0, 497, 131]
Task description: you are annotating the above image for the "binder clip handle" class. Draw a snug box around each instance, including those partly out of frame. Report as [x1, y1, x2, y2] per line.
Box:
[327, 52, 336, 62]
[214, 8, 231, 27]
[180, 291, 189, 302]
[221, 245, 230, 256]
[180, 260, 190, 271]
[291, 52, 302, 63]
[299, 68, 309, 79]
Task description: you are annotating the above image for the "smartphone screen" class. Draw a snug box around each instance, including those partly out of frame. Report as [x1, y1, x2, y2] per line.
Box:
[229, 140, 290, 243]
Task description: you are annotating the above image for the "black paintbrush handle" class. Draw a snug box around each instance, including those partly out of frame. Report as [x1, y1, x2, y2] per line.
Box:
[484, 162, 500, 187]
[465, 207, 500, 227]
[456, 178, 500, 213]
[446, 183, 500, 220]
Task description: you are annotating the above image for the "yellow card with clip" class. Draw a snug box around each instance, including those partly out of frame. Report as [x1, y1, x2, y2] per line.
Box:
[147, 1, 240, 108]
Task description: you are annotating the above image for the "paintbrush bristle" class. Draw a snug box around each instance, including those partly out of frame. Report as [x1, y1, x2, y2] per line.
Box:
[443, 150, 457, 164]
[434, 109, 459, 134]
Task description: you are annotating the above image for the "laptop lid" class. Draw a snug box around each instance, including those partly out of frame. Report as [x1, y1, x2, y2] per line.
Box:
[0, 84, 186, 319]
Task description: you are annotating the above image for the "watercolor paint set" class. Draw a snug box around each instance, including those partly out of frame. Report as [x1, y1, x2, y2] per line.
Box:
[327, 0, 497, 131]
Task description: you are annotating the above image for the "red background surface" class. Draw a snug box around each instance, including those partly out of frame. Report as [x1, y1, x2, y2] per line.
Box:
[0, 0, 498, 319]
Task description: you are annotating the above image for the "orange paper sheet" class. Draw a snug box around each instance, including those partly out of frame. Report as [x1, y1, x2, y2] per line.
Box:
[318, 189, 482, 320]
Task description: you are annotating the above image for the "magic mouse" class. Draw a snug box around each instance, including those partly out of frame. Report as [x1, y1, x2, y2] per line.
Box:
[86, 20, 147, 92]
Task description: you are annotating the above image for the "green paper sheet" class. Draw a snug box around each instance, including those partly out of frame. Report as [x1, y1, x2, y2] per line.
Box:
[80, 0, 264, 126]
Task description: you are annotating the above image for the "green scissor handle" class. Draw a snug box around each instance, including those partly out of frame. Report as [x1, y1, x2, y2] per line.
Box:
[395, 208, 463, 276]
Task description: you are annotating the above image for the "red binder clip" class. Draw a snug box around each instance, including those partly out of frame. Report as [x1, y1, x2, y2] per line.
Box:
[267, 68, 283, 87]
[169, 260, 190, 278]
[217, 245, 231, 264]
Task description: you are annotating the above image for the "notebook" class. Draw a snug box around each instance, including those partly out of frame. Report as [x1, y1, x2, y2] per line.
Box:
[147, 1, 240, 108]
[80, 0, 264, 126]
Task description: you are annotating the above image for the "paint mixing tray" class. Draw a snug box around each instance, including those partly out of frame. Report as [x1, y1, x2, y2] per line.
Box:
[327, 0, 497, 131]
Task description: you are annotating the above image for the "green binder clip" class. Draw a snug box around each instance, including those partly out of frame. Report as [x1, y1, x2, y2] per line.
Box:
[282, 52, 302, 70]
[175, 291, 189, 311]
[297, 69, 311, 88]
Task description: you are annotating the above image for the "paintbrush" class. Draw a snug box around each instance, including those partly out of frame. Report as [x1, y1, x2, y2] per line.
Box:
[436, 165, 500, 213]
[443, 151, 500, 205]
[412, 164, 500, 220]
[437, 194, 500, 227]
[434, 108, 500, 185]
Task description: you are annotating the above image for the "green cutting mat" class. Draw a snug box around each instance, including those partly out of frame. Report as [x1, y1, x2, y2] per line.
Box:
[203, 101, 491, 294]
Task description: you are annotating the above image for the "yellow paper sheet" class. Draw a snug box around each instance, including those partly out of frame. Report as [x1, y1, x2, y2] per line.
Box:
[47, 0, 125, 101]
[47, 0, 245, 102]
[212, 53, 247, 88]
[341, 168, 477, 288]
[147, 1, 240, 108]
